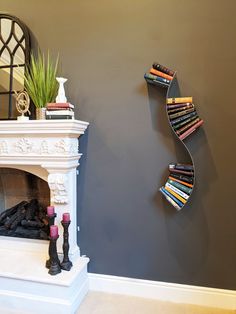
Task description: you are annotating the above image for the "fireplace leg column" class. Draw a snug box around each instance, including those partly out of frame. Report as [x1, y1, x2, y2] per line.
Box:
[46, 167, 80, 260]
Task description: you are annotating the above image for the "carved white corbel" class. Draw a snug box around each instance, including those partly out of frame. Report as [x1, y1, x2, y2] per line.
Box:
[48, 173, 68, 204]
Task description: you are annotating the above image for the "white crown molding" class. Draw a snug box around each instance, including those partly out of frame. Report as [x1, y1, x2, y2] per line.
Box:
[0, 119, 89, 136]
[88, 273, 236, 310]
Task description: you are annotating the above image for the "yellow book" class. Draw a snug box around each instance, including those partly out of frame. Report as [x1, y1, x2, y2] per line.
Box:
[167, 97, 193, 104]
[165, 186, 187, 204]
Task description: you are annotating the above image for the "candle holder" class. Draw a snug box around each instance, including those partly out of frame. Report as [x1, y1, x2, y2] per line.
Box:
[47, 235, 61, 276]
[45, 214, 58, 268]
[46, 213, 57, 227]
[60, 220, 73, 271]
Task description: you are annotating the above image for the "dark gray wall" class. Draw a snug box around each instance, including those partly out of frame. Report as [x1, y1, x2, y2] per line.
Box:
[1, 0, 235, 290]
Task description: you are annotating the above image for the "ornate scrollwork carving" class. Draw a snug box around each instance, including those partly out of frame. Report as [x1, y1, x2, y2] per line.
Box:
[1, 138, 78, 156]
[48, 173, 68, 204]
[15, 138, 33, 154]
[55, 139, 78, 155]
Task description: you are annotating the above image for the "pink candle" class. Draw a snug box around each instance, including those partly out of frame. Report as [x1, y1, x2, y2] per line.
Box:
[50, 225, 58, 238]
[47, 206, 55, 216]
[62, 213, 70, 222]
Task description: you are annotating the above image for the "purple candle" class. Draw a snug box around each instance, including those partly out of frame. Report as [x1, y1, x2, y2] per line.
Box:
[62, 213, 70, 222]
[50, 225, 58, 238]
[47, 206, 55, 216]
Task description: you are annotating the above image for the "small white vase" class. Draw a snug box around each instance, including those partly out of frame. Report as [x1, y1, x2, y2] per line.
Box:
[56, 77, 68, 103]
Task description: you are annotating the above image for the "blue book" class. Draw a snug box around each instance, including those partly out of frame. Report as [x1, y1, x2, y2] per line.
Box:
[170, 112, 197, 125]
[144, 73, 171, 84]
[145, 78, 169, 88]
[159, 187, 181, 210]
[160, 187, 184, 208]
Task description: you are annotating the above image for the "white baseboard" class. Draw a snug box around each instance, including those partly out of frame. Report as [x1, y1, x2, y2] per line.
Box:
[88, 273, 236, 310]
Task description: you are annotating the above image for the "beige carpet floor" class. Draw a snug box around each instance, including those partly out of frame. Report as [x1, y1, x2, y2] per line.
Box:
[77, 291, 236, 314]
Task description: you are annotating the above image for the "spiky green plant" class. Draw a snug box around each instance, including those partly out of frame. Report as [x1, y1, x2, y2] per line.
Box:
[24, 51, 59, 108]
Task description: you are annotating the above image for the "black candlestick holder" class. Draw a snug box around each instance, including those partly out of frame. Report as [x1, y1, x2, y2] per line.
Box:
[45, 213, 59, 269]
[47, 235, 61, 276]
[46, 213, 57, 228]
[60, 220, 73, 271]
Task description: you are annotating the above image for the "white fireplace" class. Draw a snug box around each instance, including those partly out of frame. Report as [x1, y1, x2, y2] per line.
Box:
[0, 119, 89, 314]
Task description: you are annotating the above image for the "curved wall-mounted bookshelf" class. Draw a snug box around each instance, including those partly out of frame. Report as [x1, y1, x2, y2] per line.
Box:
[144, 63, 204, 211]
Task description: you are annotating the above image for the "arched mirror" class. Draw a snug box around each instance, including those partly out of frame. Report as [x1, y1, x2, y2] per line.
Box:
[0, 14, 30, 119]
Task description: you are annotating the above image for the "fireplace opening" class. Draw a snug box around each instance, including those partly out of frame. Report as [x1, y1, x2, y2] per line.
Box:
[0, 168, 50, 240]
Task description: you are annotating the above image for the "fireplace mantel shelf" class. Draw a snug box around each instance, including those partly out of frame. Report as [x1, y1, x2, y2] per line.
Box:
[0, 119, 89, 136]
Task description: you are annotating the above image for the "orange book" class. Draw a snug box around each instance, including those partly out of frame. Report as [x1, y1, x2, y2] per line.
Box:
[169, 176, 193, 188]
[165, 186, 187, 204]
[149, 68, 173, 81]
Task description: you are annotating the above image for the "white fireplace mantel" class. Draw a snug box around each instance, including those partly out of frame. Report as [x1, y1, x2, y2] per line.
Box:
[0, 119, 90, 314]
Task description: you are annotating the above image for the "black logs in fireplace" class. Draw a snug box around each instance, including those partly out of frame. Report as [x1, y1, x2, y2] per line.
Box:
[0, 199, 49, 240]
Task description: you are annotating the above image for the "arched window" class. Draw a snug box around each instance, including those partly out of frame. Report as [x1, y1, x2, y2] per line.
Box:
[0, 14, 30, 119]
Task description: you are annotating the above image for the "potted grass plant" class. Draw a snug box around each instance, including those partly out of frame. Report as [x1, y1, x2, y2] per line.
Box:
[24, 51, 59, 119]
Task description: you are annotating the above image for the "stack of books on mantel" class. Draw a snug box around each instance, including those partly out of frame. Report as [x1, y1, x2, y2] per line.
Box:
[159, 163, 194, 210]
[167, 97, 204, 141]
[46, 103, 75, 120]
[144, 62, 174, 88]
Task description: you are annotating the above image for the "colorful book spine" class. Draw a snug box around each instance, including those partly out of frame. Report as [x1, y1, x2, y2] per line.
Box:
[159, 187, 181, 210]
[165, 186, 187, 204]
[167, 178, 192, 194]
[145, 78, 169, 88]
[170, 111, 197, 125]
[169, 168, 194, 176]
[167, 104, 194, 114]
[144, 73, 171, 84]
[168, 108, 195, 120]
[46, 115, 73, 120]
[165, 182, 189, 200]
[172, 115, 199, 130]
[160, 187, 184, 208]
[169, 173, 194, 184]
[176, 118, 200, 135]
[169, 163, 194, 171]
[179, 119, 204, 140]
[167, 97, 193, 104]
[46, 110, 74, 116]
[167, 103, 192, 109]
[46, 107, 74, 111]
[47, 102, 74, 109]
[150, 68, 173, 81]
[152, 62, 175, 76]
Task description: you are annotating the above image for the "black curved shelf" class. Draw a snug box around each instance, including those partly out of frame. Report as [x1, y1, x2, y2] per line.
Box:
[145, 63, 203, 211]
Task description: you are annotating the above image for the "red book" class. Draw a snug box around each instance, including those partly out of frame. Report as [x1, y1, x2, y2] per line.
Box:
[179, 119, 204, 140]
[47, 108, 73, 111]
[47, 102, 74, 109]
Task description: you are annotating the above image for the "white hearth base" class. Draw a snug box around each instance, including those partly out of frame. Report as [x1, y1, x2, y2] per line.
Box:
[0, 238, 89, 314]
